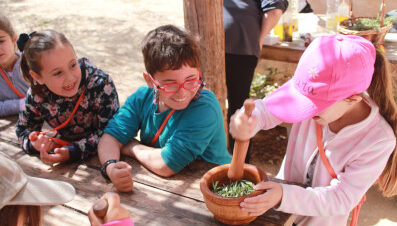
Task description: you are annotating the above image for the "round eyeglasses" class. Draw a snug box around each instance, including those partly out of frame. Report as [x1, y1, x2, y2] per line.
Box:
[147, 73, 202, 93]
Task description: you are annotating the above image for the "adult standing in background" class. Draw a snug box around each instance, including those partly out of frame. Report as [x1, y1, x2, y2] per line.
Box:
[224, 0, 288, 156]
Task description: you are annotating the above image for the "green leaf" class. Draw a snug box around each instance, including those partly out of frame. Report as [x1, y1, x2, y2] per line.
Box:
[211, 180, 255, 197]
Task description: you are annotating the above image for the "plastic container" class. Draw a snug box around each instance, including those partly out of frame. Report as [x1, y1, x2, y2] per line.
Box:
[282, 5, 294, 42]
[263, 34, 280, 45]
[326, 0, 340, 33]
[273, 16, 284, 41]
[338, 0, 350, 22]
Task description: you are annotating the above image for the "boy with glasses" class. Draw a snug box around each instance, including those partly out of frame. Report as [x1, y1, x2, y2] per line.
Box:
[98, 25, 231, 192]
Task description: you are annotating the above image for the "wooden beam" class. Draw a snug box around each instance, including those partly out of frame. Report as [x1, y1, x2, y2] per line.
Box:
[260, 45, 304, 64]
[183, 0, 228, 137]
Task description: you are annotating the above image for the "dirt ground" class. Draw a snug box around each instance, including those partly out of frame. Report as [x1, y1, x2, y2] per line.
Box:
[1, 0, 184, 103]
[1, 0, 397, 225]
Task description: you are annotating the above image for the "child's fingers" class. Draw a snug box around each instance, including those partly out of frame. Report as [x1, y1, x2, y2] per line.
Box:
[241, 200, 270, 216]
[53, 147, 68, 155]
[120, 180, 134, 190]
[116, 183, 134, 193]
[48, 140, 55, 150]
[40, 142, 53, 156]
[241, 204, 271, 216]
[101, 192, 131, 221]
[37, 134, 53, 151]
[116, 174, 134, 184]
[40, 144, 50, 161]
[241, 196, 270, 209]
[43, 154, 61, 163]
[240, 195, 273, 216]
[102, 192, 120, 209]
[114, 161, 132, 170]
[253, 181, 275, 190]
[37, 133, 47, 142]
[29, 131, 38, 141]
[113, 175, 134, 192]
[244, 189, 277, 205]
[248, 114, 258, 125]
[243, 192, 269, 204]
[46, 148, 69, 163]
[42, 148, 63, 163]
[40, 145, 57, 166]
[111, 162, 132, 176]
[113, 168, 132, 178]
[242, 182, 283, 216]
[88, 207, 103, 226]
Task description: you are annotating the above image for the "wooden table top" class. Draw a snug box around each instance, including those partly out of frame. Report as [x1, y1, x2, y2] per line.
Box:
[261, 33, 397, 64]
[0, 116, 295, 226]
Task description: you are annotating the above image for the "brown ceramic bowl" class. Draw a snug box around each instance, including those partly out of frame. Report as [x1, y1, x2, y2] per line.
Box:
[200, 163, 269, 225]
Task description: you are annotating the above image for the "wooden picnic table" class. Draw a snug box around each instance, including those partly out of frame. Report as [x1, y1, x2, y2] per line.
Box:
[0, 116, 296, 226]
[260, 33, 397, 65]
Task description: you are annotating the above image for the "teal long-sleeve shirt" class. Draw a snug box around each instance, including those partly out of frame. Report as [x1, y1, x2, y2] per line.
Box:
[104, 86, 231, 173]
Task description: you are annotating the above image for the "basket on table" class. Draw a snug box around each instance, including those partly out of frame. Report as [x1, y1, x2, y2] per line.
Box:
[337, 0, 393, 49]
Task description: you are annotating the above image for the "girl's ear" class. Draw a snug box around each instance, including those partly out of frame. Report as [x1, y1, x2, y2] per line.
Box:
[143, 72, 154, 88]
[13, 35, 18, 50]
[29, 70, 44, 85]
[345, 94, 362, 104]
[12, 34, 17, 43]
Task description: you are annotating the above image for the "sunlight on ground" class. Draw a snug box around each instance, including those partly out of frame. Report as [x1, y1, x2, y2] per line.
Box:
[374, 219, 397, 226]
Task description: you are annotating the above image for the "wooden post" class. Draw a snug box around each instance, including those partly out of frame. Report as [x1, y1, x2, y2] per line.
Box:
[183, 0, 228, 141]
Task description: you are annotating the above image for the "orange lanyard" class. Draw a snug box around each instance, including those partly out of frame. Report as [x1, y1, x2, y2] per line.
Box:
[148, 86, 208, 146]
[0, 67, 25, 98]
[29, 89, 85, 148]
[316, 123, 337, 178]
[316, 123, 365, 226]
[149, 109, 175, 146]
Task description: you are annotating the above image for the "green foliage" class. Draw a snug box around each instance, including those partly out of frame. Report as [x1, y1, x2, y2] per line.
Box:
[212, 180, 255, 197]
[345, 16, 396, 31]
[37, 20, 50, 27]
[250, 68, 281, 99]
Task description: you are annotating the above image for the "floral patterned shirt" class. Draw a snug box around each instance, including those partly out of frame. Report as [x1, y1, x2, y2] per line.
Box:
[16, 58, 119, 162]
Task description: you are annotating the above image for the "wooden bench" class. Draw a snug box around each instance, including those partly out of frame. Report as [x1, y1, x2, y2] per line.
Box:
[0, 116, 296, 225]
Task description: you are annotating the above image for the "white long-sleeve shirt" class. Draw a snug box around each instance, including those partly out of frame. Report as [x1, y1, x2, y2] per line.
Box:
[251, 94, 396, 226]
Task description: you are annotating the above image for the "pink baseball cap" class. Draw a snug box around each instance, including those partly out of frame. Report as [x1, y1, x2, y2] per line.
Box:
[265, 34, 376, 123]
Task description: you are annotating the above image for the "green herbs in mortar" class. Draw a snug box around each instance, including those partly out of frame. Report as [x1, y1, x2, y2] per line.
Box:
[212, 180, 255, 197]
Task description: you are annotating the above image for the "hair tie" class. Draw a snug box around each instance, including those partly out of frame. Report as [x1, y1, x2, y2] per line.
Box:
[17, 31, 37, 52]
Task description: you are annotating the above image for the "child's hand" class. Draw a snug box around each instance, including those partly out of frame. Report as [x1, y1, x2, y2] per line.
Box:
[31, 133, 55, 153]
[229, 109, 258, 141]
[40, 147, 70, 164]
[88, 192, 130, 226]
[19, 98, 26, 111]
[240, 181, 283, 216]
[107, 161, 134, 192]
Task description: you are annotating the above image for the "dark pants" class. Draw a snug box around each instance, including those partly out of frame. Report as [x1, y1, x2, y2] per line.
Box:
[225, 53, 258, 162]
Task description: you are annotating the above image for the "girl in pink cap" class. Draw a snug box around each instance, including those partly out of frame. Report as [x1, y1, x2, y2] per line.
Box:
[230, 34, 397, 226]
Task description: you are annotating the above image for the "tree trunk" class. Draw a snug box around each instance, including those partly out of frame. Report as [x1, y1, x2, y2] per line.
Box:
[183, 0, 228, 141]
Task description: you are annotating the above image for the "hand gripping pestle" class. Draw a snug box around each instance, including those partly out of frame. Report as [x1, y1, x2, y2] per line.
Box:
[93, 198, 109, 218]
[227, 99, 255, 181]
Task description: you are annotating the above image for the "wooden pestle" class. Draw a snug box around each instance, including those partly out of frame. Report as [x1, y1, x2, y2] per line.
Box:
[93, 198, 109, 218]
[227, 99, 255, 181]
